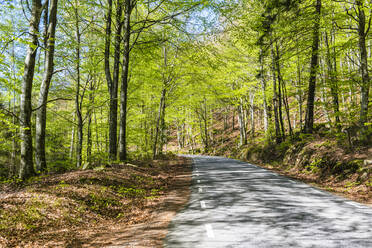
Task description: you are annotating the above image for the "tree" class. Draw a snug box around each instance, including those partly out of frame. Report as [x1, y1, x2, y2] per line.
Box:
[19, 0, 43, 179]
[35, 0, 59, 172]
[304, 0, 321, 133]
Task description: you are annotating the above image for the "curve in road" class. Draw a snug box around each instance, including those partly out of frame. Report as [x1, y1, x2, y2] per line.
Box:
[165, 156, 372, 248]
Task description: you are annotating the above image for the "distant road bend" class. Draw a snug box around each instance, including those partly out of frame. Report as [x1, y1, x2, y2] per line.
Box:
[165, 156, 372, 248]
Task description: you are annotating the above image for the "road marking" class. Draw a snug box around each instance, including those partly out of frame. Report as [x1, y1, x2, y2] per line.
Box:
[198, 187, 203, 193]
[200, 201, 206, 209]
[195, 173, 199, 176]
[346, 202, 363, 208]
[197, 180, 201, 183]
[205, 224, 215, 238]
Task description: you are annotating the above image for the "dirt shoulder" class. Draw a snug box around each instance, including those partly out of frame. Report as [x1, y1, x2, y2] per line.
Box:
[0, 156, 192, 247]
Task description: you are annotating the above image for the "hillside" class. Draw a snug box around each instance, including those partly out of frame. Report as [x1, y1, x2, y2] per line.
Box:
[0, 156, 191, 247]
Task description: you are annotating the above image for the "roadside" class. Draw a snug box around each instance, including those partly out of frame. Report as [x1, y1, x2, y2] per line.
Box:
[0, 156, 191, 247]
[208, 133, 372, 205]
[177, 112, 372, 205]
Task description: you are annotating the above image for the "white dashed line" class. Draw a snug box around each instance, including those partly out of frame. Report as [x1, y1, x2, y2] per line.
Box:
[205, 224, 215, 238]
[200, 201, 206, 209]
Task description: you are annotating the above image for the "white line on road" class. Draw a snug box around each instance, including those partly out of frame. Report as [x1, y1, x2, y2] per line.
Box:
[198, 187, 203, 193]
[200, 201, 206, 209]
[346, 202, 363, 208]
[205, 224, 215, 238]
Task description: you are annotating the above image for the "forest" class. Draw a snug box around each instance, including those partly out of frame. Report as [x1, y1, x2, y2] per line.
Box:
[0, 0, 371, 245]
[0, 0, 370, 177]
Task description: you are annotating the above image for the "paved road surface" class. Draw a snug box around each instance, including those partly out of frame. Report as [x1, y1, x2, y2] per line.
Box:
[165, 156, 372, 248]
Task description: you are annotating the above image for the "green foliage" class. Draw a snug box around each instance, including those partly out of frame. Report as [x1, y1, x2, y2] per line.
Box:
[115, 186, 146, 198]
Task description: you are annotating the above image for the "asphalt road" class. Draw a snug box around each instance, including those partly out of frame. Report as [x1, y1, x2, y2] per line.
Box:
[165, 155, 372, 248]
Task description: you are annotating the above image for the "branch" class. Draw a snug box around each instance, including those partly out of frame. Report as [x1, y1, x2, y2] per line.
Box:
[32, 98, 72, 112]
[0, 105, 21, 123]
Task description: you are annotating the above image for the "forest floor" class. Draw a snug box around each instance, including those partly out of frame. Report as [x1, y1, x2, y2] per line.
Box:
[0, 156, 191, 247]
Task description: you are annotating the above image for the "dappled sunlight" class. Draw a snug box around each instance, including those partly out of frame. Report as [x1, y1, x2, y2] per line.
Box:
[166, 156, 372, 248]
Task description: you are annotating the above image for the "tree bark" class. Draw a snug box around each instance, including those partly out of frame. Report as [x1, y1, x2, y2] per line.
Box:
[35, 0, 59, 173]
[324, 31, 340, 127]
[19, 0, 43, 179]
[271, 44, 281, 143]
[74, 3, 83, 168]
[237, 100, 247, 146]
[304, 0, 321, 133]
[259, 49, 269, 133]
[87, 80, 95, 161]
[249, 91, 255, 135]
[356, 0, 370, 127]
[119, 0, 132, 161]
[105, 0, 123, 161]
[153, 88, 166, 158]
[69, 112, 75, 159]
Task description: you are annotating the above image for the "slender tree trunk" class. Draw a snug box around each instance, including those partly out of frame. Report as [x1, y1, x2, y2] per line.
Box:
[87, 80, 94, 161]
[153, 88, 166, 158]
[10, 36, 17, 177]
[259, 49, 269, 133]
[356, 0, 370, 127]
[296, 53, 304, 130]
[203, 99, 209, 151]
[237, 101, 246, 146]
[69, 113, 75, 159]
[282, 80, 293, 138]
[304, 0, 321, 133]
[249, 91, 255, 136]
[271, 44, 281, 143]
[159, 94, 167, 154]
[275, 43, 285, 139]
[74, 4, 83, 168]
[35, 0, 59, 172]
[324, 31, 340, 127]
[19, 0, 43, 179]
[119, 0, 132, 161]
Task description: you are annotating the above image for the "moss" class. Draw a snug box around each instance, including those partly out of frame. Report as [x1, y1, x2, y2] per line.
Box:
[332, 160, 362, 175]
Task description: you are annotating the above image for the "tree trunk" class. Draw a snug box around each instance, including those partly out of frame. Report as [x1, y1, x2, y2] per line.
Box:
[249, 91, 255, 135]
[304, 0, 321, 133]
[153, 88, 166, 159]
[271, 44, 282, 143]
[356, 0, 370, 127]
[35, 0, 59, 173]
[324, 31, 340, 127]
[19, 0, 43, 179]
[87, 80, 94, 161]
[105, 0, 123, 161]
[259, 49, 269, 133]
[69, 113, 75, 159]
[119, 0, 132, 161]
[274, 43, 285, 140]
[74, 3, 83, 168]
[237, 101, 247, 146]
[282, 80, 293, 138]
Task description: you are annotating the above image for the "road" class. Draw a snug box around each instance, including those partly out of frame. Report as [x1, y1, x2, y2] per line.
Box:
[165, 156, 372, 248]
